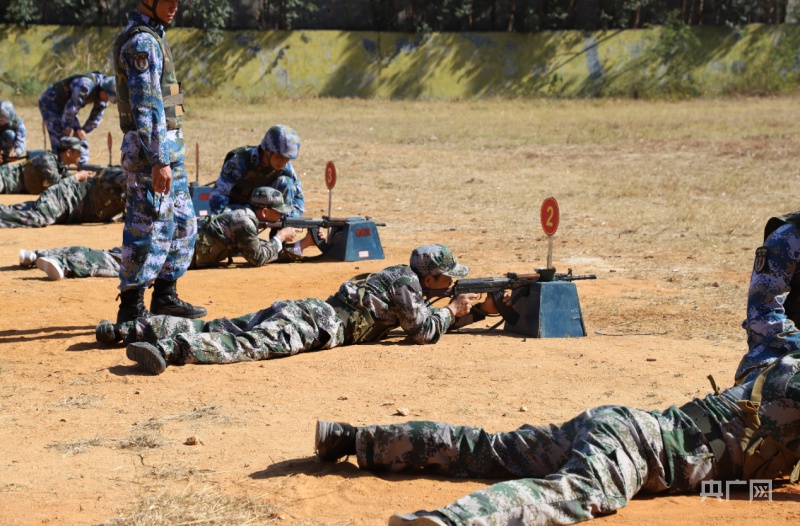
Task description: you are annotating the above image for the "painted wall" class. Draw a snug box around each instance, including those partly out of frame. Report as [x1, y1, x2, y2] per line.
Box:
[1, 24, 798, 100]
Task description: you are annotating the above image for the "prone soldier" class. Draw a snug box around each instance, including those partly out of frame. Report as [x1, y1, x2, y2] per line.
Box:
[38, 72, 116, 164]
[0, 145, 126, 228]
[0, 137, 82, 194]
[0, 100, 26, 162]
[314, 351, 800, 525]
[19, 187, 316, 280]
[97, 244, 498, 374]
[209, 125, 305, 217]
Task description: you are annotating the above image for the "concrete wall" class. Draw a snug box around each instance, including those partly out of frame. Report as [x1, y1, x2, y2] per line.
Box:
[1, 24, 799, 100]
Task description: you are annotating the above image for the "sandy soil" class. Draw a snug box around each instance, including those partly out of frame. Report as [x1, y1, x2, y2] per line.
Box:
[2, 97, 800, 525]
[0, 208, 797, 526]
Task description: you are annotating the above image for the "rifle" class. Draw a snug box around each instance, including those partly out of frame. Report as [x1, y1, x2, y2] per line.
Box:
[74, 163, 111, 173]
[259, 215, 386, 258]
[438, 268, 596, 329]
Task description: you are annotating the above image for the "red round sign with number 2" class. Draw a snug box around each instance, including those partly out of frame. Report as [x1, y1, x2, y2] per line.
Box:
[540, 197, 559, 236]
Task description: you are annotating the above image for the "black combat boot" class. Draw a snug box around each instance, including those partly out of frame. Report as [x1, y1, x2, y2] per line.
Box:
[150, 278, 207, 318]
[126, 342, 173, 375]
[116, 288, 151, 324]
[315, 420, 357, 461]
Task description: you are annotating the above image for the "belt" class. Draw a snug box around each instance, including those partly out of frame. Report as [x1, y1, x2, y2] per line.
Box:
[680, 400, 735, 480]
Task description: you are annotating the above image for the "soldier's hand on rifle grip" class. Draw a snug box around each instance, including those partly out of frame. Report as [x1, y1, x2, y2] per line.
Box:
[477, 291, 511, 315]
[75, 171, 92, 182]
[447, 293, 478, 318]
[277, 227, 299, 243]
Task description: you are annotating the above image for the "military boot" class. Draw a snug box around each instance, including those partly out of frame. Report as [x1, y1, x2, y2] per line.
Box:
[116, 288, 151, 324]
[126, 342, 172, 375]
[150, 278, 207, 319]
[95, 320, 121, 344]
[315, 420, 357, 461]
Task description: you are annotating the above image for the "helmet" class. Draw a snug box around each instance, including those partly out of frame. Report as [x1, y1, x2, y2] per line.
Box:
[260, 125, 300, 160]
[100, 76, 117, 104]
[0, 100, 16, 126]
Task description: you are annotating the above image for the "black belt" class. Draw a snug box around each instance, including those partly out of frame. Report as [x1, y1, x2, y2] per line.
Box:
[679, 401, 735, 480]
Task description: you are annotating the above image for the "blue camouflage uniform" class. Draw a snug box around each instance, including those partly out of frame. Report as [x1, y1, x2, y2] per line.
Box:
[0, 100, 26, 158]
[38, 72, 111, 164]
[336, 352, 800, 526]
[113, 10, 194, 292]
[209, 146, 305, 217]
[736, 212, 800, 383]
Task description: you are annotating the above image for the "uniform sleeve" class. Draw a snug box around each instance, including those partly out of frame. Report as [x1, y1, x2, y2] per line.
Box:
[119, 33, 170, 167]
[209, 156, 244, 214]
[82, 100, 107, 132]
[12, 116, 26, 155]
[230, 218, 282, 267]
[743, 225, 800, 353]
[283, 164, 304, 218]
[388, 276, 453, 345]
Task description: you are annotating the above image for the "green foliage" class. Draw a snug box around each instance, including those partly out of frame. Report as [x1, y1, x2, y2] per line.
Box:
[723, 28, 800, 96]
[189, 0, 233, 46]
[6, 0, 40, 27]
[644, 11, 701, 97]
[0, 72, 44, 96]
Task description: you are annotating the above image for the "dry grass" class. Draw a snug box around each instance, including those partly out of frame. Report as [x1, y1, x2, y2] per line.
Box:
[97, 485, 279, 526]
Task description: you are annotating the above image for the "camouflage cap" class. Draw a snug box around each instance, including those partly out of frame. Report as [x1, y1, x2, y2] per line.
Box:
[250, 186, 292, 214]
[58, 136, 82, 152]
[260, 125, 300, 160]
[0, 100, 15, 125]
[410, 244, 469, 278]
[100, 76, 117, 104]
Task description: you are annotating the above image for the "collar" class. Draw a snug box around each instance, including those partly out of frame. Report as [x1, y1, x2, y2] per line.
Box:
[248, 146, 261, 166]
[126, 10, 165, 37]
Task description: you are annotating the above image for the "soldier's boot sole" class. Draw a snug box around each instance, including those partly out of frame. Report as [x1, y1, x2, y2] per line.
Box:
[95, 320, 121, 344]
[36, 256, 64, 280]
[126, 342, 167, 375]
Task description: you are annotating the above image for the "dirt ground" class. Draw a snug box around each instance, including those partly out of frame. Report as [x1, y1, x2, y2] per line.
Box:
[2, 97, 800, 525]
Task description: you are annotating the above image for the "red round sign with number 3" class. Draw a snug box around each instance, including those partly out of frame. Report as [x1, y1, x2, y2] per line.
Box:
[540, 197, 559, 236]
[325, 161, 337, 190]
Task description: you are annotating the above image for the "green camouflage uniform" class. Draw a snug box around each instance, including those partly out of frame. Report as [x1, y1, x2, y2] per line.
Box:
[113, 264, 485, 365]
[353, 353, 800, 525]
[0, 152, 71, 194]
[0, 167, 126, 228]
[28, 207, 287, 278]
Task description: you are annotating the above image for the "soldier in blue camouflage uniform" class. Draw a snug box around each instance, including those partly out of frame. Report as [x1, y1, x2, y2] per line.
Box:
[315, 352, 800, 526]
[209, 125, 305, 217]
[113, 0, 205, 324]
[736, 211, 800, 384]
[0, 100, 26, 162]
[99, 245, 491, 374]
[0, 137, 80, 194]
[0, 146, 126, 228]
[38, 72, 116, 164]
[18, 187, 313, 280]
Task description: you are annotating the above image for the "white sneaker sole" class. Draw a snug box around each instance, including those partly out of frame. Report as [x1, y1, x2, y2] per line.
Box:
[36, 257, 64, 280]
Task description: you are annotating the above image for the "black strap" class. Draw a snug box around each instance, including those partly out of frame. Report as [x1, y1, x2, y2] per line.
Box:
[679, 401, 735, 480]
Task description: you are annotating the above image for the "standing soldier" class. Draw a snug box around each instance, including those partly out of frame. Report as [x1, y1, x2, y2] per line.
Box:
[113, 0, 205, 324]
[209, 125, 305, 217]
[38, 72, 116, 164]
[0, 100, 26, 163]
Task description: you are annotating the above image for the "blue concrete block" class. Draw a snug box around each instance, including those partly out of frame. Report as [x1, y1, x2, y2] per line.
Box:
[327, 218, 385, 261]
[504, 281, 587, 338]
[190, 183, 213, 217]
